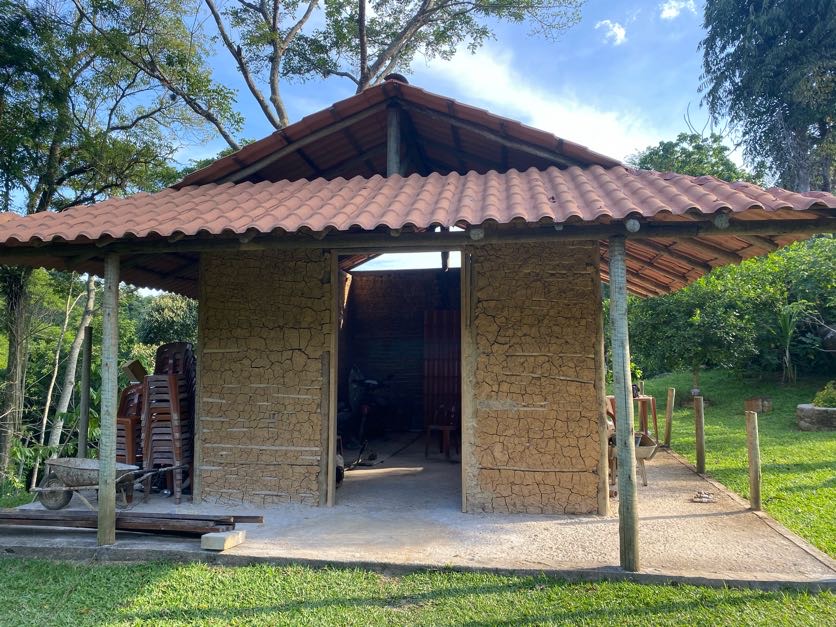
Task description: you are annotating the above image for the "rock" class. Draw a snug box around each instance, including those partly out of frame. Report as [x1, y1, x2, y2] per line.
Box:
[796, 404, 836, 431]
[201, 529, 247, 551]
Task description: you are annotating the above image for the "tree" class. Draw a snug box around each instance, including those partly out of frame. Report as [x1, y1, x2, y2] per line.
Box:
[628, 133, 763, 184]
[700, 0, 836, 191]
[137, 294, 198, 346]
[0, 0, 203, 476]
[83, 1, 585, 149]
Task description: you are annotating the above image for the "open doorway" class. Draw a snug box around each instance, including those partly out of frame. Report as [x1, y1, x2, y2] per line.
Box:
[333, 251, 462, 509]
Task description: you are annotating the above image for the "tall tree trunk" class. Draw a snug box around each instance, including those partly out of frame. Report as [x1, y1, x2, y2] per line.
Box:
[30, 281, 77, 489]
[0, 266, 32, 479]
[48, 276, 97, 453]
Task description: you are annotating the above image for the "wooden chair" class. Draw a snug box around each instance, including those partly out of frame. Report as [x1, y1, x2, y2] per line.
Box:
[425, 404, 460, 460]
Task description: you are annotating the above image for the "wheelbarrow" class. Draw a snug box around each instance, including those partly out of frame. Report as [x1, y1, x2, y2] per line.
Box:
[31, 458, 183, 511]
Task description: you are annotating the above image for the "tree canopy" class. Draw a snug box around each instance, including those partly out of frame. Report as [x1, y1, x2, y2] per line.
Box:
[700, 0, 836, 191]
[627, 133, 763, 184]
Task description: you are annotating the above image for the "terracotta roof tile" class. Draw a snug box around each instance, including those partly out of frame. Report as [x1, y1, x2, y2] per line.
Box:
[1, 166, 834, 247]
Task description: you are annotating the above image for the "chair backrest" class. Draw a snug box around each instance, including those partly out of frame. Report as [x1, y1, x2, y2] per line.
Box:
[117, 383, 144, 419]
[605, 395, 616, 421]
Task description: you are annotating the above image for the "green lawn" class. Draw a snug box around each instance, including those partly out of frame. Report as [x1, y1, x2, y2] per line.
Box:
[640, 370, 835, 557]
[0, 558, 832, 626]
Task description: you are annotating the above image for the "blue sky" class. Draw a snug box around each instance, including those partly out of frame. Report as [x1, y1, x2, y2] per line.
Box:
[189, 0, 713, 167]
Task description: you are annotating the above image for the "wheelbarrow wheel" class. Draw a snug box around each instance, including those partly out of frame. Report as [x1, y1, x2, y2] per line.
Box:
[38, 472, 72, 510]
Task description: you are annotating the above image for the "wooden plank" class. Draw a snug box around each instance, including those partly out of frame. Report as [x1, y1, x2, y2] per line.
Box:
[202, 530, 246, 551]
[745, 410, 762, 511]
[694, 396, 706, 474]
[98, 253, 119, 546]
[459, 250, 474, 513]
[663, 387, 675, 448]
[0, 510, 262, 524]
[608, 236, 639, 572]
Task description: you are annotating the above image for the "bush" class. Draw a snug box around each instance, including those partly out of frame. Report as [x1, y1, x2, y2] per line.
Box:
[812, 381, 836, 407]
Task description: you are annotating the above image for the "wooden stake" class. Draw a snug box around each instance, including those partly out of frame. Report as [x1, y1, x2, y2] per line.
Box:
[745, 410, 761, 511]
[387, 103, 401, 176]
[76, 326, 92, 458]
[459, 250, 475, 513]
[608, 236, 639, 572]
[694, 396, 705, 475]
[98, 254, 119, 546]
[662, 387, 675, 448]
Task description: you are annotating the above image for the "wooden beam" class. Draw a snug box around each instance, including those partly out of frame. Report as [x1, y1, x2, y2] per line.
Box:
[677, 237, 743, 264]
[97, 253, 119, 546]
[219, 102, 386, 184]
[739, 235, 779, 251]
[593, 249, 610, 516]
[387, 103, 401, 176]
[628, 240, 713, 273]
[608, 236, 640, 572]
[1, 219, 833, 266]
[402, 101, 579, 168]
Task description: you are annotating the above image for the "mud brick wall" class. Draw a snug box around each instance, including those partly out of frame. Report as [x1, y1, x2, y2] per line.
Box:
[197, 249, 331, 506]
[463, 241, 602, 514]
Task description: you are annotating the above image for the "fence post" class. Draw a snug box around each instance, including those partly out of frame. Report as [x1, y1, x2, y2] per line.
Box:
[745, 410, 761, 511]
[76, 326, 92, 458]
[663, 387, 675, 448]
[694, 396, 705, 474]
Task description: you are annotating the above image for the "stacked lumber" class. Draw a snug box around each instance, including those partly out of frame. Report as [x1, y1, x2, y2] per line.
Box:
[0, 509, 262, 537]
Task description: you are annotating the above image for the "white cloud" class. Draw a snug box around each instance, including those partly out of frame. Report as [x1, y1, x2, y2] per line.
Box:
[412, 47, 663, 162]
[660, 1, 697, 20]
[595, 19, 627, 46]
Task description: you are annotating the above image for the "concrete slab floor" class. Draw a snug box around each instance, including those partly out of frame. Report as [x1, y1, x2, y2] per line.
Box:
[2, 442, 834, 589]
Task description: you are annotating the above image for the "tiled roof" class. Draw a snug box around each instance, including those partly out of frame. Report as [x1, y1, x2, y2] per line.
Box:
[0, 166, 833, 298]
[175, 79, 622, 186]
[1, 166, 832, 245]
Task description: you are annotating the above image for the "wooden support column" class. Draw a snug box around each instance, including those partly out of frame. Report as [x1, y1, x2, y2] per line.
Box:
[608, 236, 639, 572]
[387, 103, 401, 176]
[592, 254, 610, 516]
[326, 251, 339, 506]
[76, 326, 92, 458]
[97, 254, 119, 546]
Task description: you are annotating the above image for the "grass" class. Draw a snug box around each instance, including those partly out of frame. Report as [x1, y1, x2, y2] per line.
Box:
[641, 370, 835, 557]
[0, 558, 833, 626]
[0, 480, 33, 508]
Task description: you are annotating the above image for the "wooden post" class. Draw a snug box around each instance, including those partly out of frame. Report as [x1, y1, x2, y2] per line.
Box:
[608, 236, 639, 572]
[386, 104, 401, 176]
[76, 326, 92, 458]
[98, 254, 119, 545]
[592, 252, 610, 516]
[694, 395, 705, 475]
[326, 251, 339, 506]
[662, 387, 675, 448]
[745, 410, 761, 511]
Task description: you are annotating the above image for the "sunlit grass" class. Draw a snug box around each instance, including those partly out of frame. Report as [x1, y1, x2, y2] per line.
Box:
[0, 558, 832, 626]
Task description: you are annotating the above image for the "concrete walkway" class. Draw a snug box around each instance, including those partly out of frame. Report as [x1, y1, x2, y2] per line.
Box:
[2, 443, 834, 589]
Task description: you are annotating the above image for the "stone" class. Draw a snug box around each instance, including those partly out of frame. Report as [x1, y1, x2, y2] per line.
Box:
[796, 404, 836, 431]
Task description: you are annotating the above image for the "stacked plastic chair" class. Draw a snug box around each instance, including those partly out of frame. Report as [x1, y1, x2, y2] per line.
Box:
[141, 342, 196, 504]
[116, 383, 144, 465]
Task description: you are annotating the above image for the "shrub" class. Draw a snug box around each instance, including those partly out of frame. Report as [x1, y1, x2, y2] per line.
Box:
[812, 381, 836, 407]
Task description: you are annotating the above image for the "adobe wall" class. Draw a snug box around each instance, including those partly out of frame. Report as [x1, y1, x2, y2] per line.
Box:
[196, 249, 332, 506]
[463, 241, 604, 514]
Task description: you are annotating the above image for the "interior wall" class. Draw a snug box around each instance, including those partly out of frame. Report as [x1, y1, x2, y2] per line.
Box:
[342, 268, 460, 430]
[196, 249, 332, 506]
[462, 241, 602, 514]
